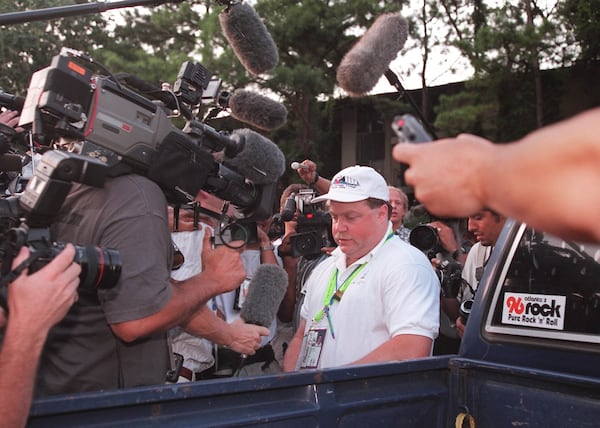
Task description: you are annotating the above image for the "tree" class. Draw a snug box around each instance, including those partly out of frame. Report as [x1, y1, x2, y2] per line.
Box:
[0, 0, 111, 94]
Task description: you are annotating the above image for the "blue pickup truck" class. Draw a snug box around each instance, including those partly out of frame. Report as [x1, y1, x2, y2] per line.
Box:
[28, 219, 600, 427]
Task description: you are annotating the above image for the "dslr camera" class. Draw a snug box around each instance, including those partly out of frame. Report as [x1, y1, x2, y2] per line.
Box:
[409, 224, 464, 298]
[280, 188, 334, 258]
[0, 150, 121, 309]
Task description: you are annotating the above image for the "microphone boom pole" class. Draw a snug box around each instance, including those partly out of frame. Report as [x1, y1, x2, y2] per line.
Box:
[0, 0, 185, 26]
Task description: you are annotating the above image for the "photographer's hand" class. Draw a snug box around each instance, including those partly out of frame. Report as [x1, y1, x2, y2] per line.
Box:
[0, 245, 80, 428]
[456, 316, 466, 338]
[8, 245, 81, 337]
[200, 230, 246, 294]
[0, 109, 21, 129]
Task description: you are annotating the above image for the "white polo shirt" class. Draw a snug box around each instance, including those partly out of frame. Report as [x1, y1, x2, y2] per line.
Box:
[300, 224, 440, 368]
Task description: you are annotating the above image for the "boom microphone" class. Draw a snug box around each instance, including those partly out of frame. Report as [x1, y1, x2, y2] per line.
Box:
[223, 128, 285, 185]
[219, 2, 279, 76]
[240, 264, 288, 328]
[227, 90, 287, 131]
[336, 12, 409, 97]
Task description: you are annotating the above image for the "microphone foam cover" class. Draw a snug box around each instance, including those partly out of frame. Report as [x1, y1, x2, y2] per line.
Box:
[219, 2, 279, 76]
[337, 13, 409, 97]
[240, 264, 288, 327]
[224, 128, 285, 185]
[229, 90, 288, 131]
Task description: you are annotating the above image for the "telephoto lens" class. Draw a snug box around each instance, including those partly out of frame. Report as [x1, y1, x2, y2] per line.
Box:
[29, 242, 122, 292]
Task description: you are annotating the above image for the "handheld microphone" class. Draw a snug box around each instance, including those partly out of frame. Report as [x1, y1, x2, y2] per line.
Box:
[227, 90, 287, 131]
[336, 12, 409, 97]
[0, 90, 25, 112]
[239, 264, 288, 328]
[290, 161, 309, 170]
[223, 129, 285, 185]
[219, 2, 279, 76]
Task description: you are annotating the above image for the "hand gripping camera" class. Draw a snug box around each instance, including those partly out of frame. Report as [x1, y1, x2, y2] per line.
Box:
[0, 150, 121, 309]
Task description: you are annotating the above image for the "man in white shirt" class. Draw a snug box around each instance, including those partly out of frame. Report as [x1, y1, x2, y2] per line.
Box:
[283, 165, 439, 370]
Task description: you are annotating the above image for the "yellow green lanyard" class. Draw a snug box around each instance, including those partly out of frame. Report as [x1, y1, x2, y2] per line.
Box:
[313, 231, 394, 338]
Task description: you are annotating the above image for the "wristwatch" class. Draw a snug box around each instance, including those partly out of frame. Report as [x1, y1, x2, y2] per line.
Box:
[452, 246, 467, 260]
[260, 244, 275, 252]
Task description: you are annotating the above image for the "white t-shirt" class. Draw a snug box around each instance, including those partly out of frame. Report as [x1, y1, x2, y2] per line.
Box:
[458, 242, 492, 303]
[300, 226, 440, 368]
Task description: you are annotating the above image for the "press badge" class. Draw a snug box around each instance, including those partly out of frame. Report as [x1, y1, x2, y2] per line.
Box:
[234, 278, 251, 310]
[298, 327, 327, 369]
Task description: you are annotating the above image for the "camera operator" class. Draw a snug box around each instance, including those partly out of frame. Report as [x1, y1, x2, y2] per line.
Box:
[37, 170, 250, 396]
[275, 184, 333, 335]
[0, 245, 80, 428]
[167, 199, 273, 382]
[444, 209, 506, 338]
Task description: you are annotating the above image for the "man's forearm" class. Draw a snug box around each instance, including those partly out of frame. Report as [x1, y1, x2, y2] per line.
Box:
[351, 334, 433, 366]
[0, 322, 48, 428]
[110, 273, 222, 342]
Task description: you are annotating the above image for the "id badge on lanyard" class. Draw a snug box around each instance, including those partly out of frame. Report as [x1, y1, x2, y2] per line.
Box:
[297, 325, 328, 370]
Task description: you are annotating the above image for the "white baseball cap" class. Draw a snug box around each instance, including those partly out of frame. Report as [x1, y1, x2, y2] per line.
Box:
[312, 165, 389, 203]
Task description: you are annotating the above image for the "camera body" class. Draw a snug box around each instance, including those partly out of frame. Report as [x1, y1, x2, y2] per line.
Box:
[283, 189, 334, 258]
[409, 224, 464, 298]
[18, 50, 276, 223]
[0, 150, 121, 303]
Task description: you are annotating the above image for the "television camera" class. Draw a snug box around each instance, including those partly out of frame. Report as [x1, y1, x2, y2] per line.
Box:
[17, 48, 278, 241]
[280, 188, 334, 258]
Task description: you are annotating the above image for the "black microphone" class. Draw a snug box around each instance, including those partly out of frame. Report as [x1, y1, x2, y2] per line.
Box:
[218, 2, 279, 76]
[227, 90, 287, 131]
[0, 90, 25, 112]
[223, 129, 285, 185]
[240, 264, 288, 328]
[336, 12, 409, 97]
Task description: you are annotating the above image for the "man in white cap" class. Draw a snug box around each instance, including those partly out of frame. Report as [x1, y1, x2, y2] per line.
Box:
[283, 165, 440, 370]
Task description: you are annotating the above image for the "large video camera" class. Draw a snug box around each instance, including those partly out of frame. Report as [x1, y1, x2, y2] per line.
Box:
[17, 49, 277, 226]
[0, 150, 121, 309]
[281, 188, 334, 258]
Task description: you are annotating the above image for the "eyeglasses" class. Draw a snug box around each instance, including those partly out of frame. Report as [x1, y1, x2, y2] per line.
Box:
[172, 241, 185, 271]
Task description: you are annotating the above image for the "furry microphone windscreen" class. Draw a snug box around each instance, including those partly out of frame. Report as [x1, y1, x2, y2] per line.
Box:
[229, 90, 288, 131]
[224, 128, 285, 185]
[336, 13, 409, 97]
[219, 2, 279, 76]
[240, 264, 288, 327]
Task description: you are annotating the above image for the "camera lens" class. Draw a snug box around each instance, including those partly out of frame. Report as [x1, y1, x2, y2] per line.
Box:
[290, 231, 321, 258]
[459, 299, 474, 322]
[72, 245, 122, 291]
[409, 225, 439, 253]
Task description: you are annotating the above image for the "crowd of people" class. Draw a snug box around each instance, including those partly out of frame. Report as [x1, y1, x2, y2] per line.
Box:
[1, 101, 598, 426]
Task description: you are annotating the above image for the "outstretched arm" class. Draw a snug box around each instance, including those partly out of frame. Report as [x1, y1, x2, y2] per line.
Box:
[393, 108, 600, 242]
[0, 245, 80, 428]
